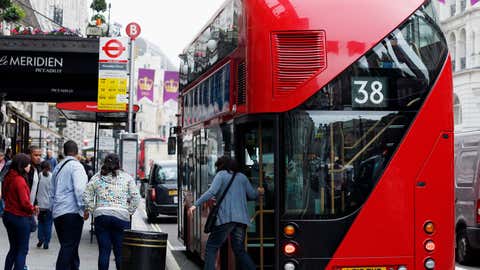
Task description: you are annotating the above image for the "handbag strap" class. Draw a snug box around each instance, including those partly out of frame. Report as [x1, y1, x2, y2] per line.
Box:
[215, 172, 237, 208]
[52, 159, 74, 196]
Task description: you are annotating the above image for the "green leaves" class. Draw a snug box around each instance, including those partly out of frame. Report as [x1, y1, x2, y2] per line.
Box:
[90, 0, 107, 12]
[91, 13, 106, 23]
[2, 4, 25, 22]
[0, 0, 12, 10]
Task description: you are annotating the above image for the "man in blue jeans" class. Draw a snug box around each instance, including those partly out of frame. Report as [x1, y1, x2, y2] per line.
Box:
[50, 141, 88, 270]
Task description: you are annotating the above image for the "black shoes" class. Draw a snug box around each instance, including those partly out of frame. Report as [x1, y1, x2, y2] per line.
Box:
[43, 244, 49, 249]
[36, 241, 43, 248]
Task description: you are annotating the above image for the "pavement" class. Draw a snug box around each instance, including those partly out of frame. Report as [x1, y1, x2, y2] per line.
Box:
[0, 200, 200, 270]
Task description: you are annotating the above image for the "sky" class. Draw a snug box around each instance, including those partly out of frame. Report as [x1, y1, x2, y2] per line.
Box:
[110, 0, 226, 68]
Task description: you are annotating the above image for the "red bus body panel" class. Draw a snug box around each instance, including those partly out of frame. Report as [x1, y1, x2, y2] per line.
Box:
[245, 0, 425, 113]
[327, 58, 454, 269]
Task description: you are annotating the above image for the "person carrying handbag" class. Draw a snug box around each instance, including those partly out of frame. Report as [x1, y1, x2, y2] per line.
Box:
[188, 156, 264, 270]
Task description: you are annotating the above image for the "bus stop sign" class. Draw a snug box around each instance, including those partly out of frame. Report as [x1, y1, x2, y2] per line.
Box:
[126, 22, 141, 40]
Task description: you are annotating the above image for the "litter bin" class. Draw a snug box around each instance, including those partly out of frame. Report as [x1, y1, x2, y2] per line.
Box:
[122, 230, 168, 270]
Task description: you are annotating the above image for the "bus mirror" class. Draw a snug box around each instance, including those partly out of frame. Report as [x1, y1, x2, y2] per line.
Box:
[168, 136, 176, 155]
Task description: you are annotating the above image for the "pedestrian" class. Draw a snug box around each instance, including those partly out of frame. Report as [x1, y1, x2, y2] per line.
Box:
[0, 151, 7, 217]
[2, 153, 39, 270]
[27, 146, 42, 205]
[45, 150, 58, 170]
[5, 148, 13, 161]
[36, 161, 53, 249]
[50, 140, 88, 270]
[188, 156, 264, 270]
[83, 153, 140, 270]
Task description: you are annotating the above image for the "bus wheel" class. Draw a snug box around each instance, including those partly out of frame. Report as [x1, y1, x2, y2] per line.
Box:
[456, 228, 475, 265]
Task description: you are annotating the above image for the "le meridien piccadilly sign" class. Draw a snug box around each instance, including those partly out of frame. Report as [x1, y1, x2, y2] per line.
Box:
[0, 55, 64, 73]
[0, 36, 99, 102]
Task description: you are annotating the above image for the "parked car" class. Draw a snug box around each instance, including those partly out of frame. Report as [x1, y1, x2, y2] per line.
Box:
[145, 160, 178, 221]
[455, 131, 480, 265]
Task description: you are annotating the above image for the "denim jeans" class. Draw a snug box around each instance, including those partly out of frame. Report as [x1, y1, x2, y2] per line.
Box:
[94, 215, 130, 270]
[204, 222, 255, 270]
[37, 210, 53, 246]
[2, 211, 31, 270]
[54, 213, 84, 270]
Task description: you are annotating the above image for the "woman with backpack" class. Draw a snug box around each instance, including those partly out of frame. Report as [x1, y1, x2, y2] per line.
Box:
[2, 153, 39, 270]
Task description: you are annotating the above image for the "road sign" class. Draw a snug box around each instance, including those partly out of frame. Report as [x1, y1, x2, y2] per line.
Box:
[97, 77, 128, 111]
[126, 22, 141, 40]
[102, 39, 126, 59]
[99, 37, 129, 63]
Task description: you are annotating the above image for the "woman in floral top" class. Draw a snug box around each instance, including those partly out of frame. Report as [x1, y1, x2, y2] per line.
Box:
[83, 153, 140, 270]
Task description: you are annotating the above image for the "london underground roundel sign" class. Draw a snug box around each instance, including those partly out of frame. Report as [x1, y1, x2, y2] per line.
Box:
[101, 39, 126, 58]
[126, 22, 141, 40]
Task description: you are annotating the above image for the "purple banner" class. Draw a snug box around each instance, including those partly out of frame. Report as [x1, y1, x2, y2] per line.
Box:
[438, 0, 445, 3]
[137, 68, 155, 102]
[163, 71, 179, 103]
[473, 0, 479, 5]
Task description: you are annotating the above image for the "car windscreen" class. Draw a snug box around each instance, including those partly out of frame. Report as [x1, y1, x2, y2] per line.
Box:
[155, 165, 178, 184]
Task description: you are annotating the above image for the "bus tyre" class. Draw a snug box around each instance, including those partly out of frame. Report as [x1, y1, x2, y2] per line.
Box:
[456, 229, 475, 265]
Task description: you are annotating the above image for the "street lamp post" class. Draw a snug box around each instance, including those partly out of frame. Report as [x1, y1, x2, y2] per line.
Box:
[107, 3, 111, 37]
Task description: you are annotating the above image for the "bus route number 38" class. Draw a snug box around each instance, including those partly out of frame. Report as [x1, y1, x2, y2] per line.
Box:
[351, 77, 388, 108]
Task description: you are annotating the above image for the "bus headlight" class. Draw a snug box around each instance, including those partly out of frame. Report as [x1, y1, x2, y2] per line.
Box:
[424, 258, 435, 269]
[284, 262, 296, 270]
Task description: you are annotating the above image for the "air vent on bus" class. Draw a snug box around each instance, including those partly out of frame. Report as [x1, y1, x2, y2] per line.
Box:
[272, 31, 327, 95]
[237, 61, 246, 105]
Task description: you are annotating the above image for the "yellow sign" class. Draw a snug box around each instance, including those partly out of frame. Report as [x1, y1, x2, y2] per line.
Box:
[98, 78, 127, 111]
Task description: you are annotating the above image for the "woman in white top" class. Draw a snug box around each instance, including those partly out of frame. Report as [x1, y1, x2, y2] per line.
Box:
[36, 161, 53, 249]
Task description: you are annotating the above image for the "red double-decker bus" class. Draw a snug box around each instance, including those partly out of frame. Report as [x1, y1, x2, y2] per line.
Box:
[175, 0, 454, 269]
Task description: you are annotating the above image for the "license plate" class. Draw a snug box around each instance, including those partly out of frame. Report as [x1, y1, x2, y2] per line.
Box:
[342, 266, 387, 270]
[173, 196, 178, 203]
[169, 190, 178, 196]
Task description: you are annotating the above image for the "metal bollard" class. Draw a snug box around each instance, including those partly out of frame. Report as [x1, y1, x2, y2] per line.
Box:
[121, 230, 168, 270]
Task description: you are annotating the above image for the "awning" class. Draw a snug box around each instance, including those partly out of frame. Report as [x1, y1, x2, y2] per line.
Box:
[56, 102, 140, 123]
[6, 103, 70, 140]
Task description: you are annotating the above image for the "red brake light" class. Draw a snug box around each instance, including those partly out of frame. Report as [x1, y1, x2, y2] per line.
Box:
[150, 189, 156, 201]
[476, 199, 480, 224]
[283, 243, 297, 255]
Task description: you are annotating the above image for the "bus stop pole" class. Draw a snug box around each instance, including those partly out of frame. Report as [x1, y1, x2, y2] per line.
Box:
[127, 39, 135, 133]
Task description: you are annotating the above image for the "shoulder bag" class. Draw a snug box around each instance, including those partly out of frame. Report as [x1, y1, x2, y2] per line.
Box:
[204, 172, 236, 233]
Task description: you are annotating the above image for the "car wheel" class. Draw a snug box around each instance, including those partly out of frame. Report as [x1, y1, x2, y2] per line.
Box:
[456, 228, 475, 265]
[146, 201, 156, 223]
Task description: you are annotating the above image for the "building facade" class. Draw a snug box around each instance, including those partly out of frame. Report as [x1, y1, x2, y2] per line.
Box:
[435, 0, 480, 132]
[29, 0, 89, 34]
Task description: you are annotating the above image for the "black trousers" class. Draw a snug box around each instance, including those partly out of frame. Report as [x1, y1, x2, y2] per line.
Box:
[54, 213, 84, 270]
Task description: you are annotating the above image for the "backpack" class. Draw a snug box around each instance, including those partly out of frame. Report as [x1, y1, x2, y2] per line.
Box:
[0, 160, 11, 183]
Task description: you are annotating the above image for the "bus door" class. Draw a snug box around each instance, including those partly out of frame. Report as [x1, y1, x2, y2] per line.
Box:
[236, 120, 276, 270]
[192, 130, 207, 254]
